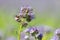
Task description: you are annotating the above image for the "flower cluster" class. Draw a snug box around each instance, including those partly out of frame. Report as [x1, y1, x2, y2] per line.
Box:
[20, 25, 53, 40]
[15, 6, 34, 27]
[22, 27, 43, 40]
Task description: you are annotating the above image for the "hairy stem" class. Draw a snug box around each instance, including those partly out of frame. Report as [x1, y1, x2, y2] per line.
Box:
[18, 24, 22, 40]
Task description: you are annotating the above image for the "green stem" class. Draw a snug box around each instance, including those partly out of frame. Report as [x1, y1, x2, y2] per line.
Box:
[18, 24, 22, 40]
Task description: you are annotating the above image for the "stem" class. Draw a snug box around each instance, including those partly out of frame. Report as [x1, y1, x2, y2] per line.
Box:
[18, 24, 22, 40]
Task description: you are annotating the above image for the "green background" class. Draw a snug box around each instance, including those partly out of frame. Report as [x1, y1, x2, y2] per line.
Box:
[0, 0, 60, 40]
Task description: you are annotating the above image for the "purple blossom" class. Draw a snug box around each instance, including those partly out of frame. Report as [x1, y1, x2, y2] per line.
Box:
[51, 29, 60, 40]
[21, 31, 35, 40]
[55, 29, 60, 35]
[28, 13, 35, 20]
[24, 27, 35, 33]
[19, 6, 33, 15]
[36, 25, 52, 34]
[51, 35, 60, 40]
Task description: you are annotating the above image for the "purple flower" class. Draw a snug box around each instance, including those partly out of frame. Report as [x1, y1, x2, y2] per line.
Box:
[36, 33, 43, 40]
[20, 32, 26, 40]
[21, 31, 35, 40]
[51, 29, 60, 40]
[24, 27, 34, 33]
[55, 29, 60, 35]
[36, 25, 53, 34]
[51, 35, 59, 40]
[28, 13, 35, 20]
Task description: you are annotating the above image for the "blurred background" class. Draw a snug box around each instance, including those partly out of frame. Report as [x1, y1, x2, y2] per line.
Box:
[0, 0, 60, 40]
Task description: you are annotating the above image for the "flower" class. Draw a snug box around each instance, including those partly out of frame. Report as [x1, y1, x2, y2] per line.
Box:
[15, 15, 21, 22]
[36, 33, 43, 40]
[20, 6, 33, 13]
[55, 29, 60, 36]
[26, 13, 35, 22]
[24, 35, 29, 40]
